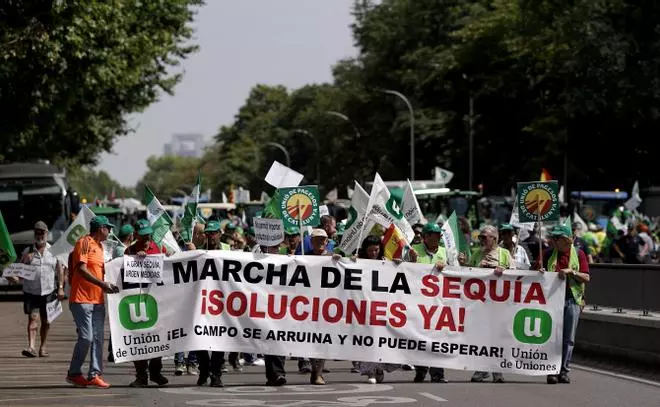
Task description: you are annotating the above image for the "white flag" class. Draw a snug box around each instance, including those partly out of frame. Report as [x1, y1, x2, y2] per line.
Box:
[624, 180, 642, 211]
[440, 212, 460, 266]
[364, 173, 415, 242]
[339, 182, 373, 254]
[265, 161, 304, 188]
[401, 179, 425, 225]
[434, 167, 454, 185]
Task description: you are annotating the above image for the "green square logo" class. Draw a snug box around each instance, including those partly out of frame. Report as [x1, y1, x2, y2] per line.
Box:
[118, 294, 159, 330]
[67, 225, 87, 246]
[513, 309, 552, 344]
[516, 181, 560, 223]
[278, 186, 321, 229]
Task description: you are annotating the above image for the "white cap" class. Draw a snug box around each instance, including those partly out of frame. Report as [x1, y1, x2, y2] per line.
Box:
[311, 228, 328, 238]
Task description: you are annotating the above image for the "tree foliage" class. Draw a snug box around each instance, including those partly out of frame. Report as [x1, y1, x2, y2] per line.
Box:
[202, 0, 660, 196]
[68, 167, 134, 202]
[136, 155, 201, 201]
[0, 0, 203, 166]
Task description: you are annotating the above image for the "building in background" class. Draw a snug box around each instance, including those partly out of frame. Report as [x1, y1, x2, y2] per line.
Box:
[163, 134, 206, 158]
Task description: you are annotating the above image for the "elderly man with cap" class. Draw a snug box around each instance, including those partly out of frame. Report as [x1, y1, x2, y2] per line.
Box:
[66, 215, 119, 389]
[11, 221, 65, 358]
[124, 219, 169, 387]
[539, 223, 590, 384]
[409, 222, 449, 383]
[499, 223, 531, 270]
[459, 224, 512, 383]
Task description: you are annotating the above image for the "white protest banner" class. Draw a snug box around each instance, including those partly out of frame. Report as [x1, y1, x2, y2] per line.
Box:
[46, 298, 63, 323]
[1, 263, 38, 280]
[123, 255, 165, 284]
[253, 218, 284, 247]
[106, 251, 565, 376]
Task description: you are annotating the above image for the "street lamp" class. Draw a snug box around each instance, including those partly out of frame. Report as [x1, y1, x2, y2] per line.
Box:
[325, 111, 362, 139]
[379, 89, 415, 180]
[292, 129, 320, 185]
[265, 142, 291, 168]
[463, 74, 475, 191]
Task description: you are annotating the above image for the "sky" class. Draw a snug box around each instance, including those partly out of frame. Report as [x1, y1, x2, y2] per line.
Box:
[98, 0, 357, 186]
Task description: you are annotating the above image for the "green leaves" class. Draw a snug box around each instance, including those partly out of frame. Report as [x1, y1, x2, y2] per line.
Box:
[0, 0, 203, 167]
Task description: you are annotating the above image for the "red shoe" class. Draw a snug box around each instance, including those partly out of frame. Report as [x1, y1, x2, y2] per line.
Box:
[87, 375, 111, 389]
[66, 375, 88, 388]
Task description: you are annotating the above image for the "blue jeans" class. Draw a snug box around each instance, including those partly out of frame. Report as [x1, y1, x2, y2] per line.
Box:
[68, 303, 105, 379]
[175, 352, 197, 364]
[562, 297, 581, 374]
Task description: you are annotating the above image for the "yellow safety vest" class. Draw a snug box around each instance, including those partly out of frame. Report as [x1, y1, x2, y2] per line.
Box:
[469, 247, 512, 269]
[548, 247, 585, 305]
[412, 243, 447, 264]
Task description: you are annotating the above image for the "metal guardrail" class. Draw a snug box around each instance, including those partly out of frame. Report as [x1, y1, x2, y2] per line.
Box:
[587, 263, 660, 315]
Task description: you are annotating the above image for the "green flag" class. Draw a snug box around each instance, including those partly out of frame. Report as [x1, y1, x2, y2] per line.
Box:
[145, 186, 179, 254]
[262, 189, 282, 219]
[0, 210, 16, 270]
[180, 173, 201, 243]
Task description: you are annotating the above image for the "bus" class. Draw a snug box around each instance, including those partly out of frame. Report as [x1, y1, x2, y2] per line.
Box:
[570, 190, 628, 229]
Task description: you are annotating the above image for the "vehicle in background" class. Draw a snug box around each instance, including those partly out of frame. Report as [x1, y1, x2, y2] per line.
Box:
[0, 162, 78, 255]
[88, 206, 124, 230]
[197, 202, 237, 221]
[640, 186, 660, 218]
[571, 190, 629, 229]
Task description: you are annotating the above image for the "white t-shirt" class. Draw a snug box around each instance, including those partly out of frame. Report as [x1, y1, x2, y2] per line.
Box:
[21, 244, 60, 296]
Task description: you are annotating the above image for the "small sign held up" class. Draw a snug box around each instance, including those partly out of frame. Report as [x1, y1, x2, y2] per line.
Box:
[253, 218, 285, 247]
[1, 263, 38, 280]
[123, 255, 164, 284]
[46, 298, 63, 323]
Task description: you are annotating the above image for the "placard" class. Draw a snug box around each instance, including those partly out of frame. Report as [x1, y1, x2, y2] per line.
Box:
[123, 255, 164, 284]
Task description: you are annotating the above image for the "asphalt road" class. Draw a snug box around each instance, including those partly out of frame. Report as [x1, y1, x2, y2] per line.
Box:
[0, 295, 658, 407]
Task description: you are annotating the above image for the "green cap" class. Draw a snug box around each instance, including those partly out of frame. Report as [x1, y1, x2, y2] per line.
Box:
[499, 223, 515, 232]
[90, 215, 114, 230]
[225, 222, 237, 231]
[205, 220, 221, 233]
[118, 224, 134, 238]
[135, 219, 154, 236]
[422, 223, 442, 235]
[550, 224, 573, 239]
[284, 226, 300, 236]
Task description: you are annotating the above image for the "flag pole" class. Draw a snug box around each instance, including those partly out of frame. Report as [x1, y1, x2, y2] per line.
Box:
[298, 199, 305, 256]
[536, 194, 543, 267]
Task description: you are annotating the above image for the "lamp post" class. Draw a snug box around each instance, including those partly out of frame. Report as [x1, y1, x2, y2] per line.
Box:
[325, 111, 362, 139]
[292, 129, 320, 185]
[265, 142, 290, 168]
[379, 89, 415, 180]
[463, 74, 475, 191]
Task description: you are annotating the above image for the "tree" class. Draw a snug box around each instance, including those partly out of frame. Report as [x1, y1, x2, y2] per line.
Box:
[0, 0, 203, 166]
[68, 168, 134, 202]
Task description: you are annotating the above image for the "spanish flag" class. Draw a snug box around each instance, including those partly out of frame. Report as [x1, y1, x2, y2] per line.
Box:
[382, 223, 410, 260]
[540, 168, 552, 182]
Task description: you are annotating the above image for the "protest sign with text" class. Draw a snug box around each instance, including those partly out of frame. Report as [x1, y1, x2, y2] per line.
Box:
[123, 255, 164, 284]
[253, 218, 284, 247]
[106, 251, 565, 375]
[1, 263, 38, 280]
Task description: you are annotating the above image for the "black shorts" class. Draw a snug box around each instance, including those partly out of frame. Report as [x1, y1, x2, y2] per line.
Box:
[23, 292, 56, 317]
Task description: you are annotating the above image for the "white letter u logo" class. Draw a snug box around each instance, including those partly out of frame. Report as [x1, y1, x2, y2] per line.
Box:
[129, 302, 149, 323]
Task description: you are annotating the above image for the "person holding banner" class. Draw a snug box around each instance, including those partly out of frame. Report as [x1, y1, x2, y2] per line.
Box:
[66, 216, 119, 389]
[280, 226, 301, 255]
[308, 228, 333, 385]
[459, 224, 513, 383]
[539, 223, 590, 385]
[408, 223, 449, 383]
[125, 220, 169, 388]
[13, 221, 65, 358]
[499, 224, 531, 270]
[295, 215, 336, 255]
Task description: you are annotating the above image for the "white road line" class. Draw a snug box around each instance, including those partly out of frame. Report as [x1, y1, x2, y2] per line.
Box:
[418, 392, 448, 402]
[572, 364, 660, 388]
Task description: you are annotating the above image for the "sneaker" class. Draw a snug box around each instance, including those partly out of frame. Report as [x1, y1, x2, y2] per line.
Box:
[187, 364, 199, 376]
[413, 372, 426, 383]
[221, 366, 228, 373]
[367, 376, 377, 384]
[313, 375, 326, 385]
[66, 375, 88, 388]
[174, 363, 185, 376]
[492, 373, 505, 383]
[252, 358, 265, 366]
[547, 375, 559, 385]
[129, 377, 149, 388]
[266, 375, 287, 386]
[431, 375, 447, 383]
[471, 371, 490, 383]
[375, 369, 385, 384]
[558, 373, 571, 384]
[209, 375, 224, 388]
[150, 374, 169, 387]
[88, 376, 111, 389]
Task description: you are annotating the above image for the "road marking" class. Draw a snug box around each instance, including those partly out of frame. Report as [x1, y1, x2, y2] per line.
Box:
[572, 364, 660, 388]
[0, 393, 124, 403]
[418, 392, 448, 402]
[161, 384, 393, 397]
